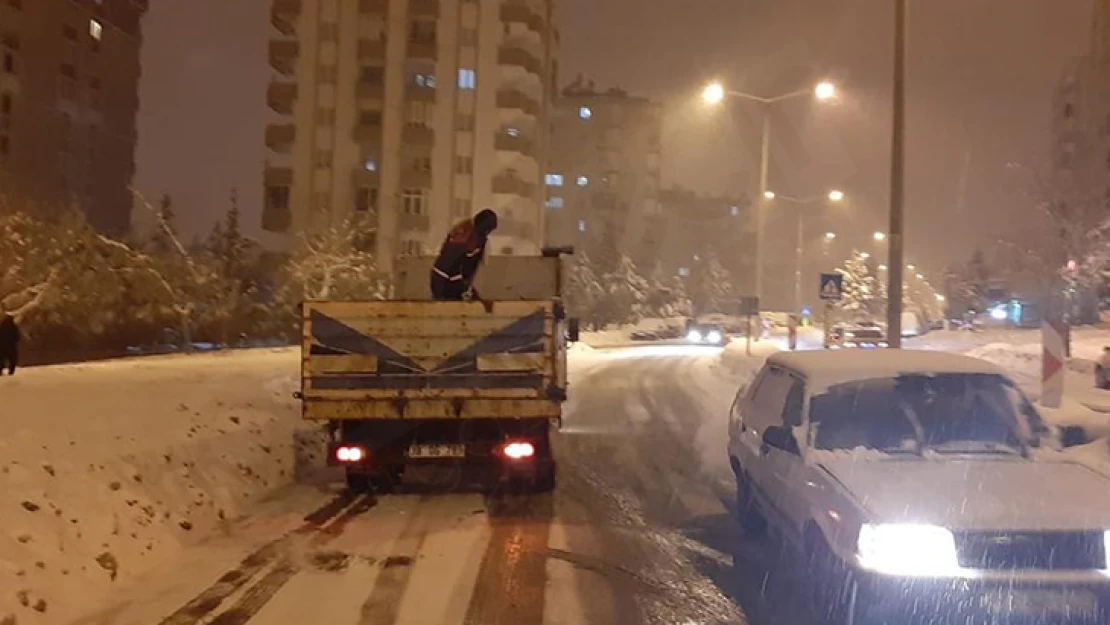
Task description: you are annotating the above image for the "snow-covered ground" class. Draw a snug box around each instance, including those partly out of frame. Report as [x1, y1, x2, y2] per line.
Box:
[0, 349, 326, 624]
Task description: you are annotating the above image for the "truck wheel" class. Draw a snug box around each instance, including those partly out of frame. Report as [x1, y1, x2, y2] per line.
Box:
[532, 464, 556, 493]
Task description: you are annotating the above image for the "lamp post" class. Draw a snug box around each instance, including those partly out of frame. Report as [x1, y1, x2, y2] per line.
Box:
[701, 80, 837, 306]
[766, 189, 845, 313]
[886, 0, 908, 347]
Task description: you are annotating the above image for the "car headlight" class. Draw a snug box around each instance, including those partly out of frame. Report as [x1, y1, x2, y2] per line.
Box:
[686, 330, 702, 342]
[706, 330, 722, 343]
[857, 523, 960, 576]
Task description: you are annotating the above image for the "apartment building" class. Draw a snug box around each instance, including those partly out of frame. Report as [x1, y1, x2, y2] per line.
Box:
[0, 0, 147, 235]
[262, 0, 557, 269]
[656, 188, 755, 294]
[545, 79, 662, 271]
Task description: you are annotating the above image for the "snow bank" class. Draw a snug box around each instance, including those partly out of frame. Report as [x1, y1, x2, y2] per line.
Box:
[719, 338, 779, 375]
[1039, 398, 1110, 440]
[0, 348, 320, 624]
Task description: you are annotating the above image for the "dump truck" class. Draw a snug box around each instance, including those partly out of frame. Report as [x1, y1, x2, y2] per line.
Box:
[298, 252, 576, 492]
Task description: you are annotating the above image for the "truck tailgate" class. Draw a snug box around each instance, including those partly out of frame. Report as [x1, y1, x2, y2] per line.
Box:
[301, 300, 563, 420]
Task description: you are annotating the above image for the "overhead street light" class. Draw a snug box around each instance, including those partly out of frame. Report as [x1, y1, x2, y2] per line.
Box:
[860, 252, 871, 259]
[828, 189, 845, 202]
[936, 294, 946, 302]
[907, 264, 916, 271]
[879, 264, 888, 271]
[825, 232, 837, 241]
[700, 79, 840, 304]
[873, 231, 886, 242]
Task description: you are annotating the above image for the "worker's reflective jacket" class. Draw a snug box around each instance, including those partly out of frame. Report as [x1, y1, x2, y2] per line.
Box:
[432, 219, 486, 285]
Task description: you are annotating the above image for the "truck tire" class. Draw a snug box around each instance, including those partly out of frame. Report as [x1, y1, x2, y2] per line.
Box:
[532, 463, 556, 493]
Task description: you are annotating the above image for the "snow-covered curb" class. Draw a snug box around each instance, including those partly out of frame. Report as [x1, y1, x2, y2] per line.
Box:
[0, 348, 322, 624]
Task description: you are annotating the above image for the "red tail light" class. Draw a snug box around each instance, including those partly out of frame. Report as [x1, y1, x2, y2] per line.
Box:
[501, 442, 535, 460]
[335, 445, 367, 463]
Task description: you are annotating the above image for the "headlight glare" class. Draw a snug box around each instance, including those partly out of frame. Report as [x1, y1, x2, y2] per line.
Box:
[706, 331, 723, 343]
[686, 330, 702, 342]
[857, 523, 960, 576]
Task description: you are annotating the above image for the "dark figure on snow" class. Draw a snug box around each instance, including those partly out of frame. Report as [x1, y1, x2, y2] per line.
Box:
[0, 314, 20, 376]
[430, 209, 498, 301]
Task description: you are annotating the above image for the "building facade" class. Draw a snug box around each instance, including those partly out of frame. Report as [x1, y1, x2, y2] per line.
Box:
[0, 0, 147, 235]
[262, 0, 557, 269]
[656, 188, 755, 295]
[544, 79, 662, 271]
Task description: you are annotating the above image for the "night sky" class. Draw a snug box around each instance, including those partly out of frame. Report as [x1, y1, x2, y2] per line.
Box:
[135, 0, 1093, 273]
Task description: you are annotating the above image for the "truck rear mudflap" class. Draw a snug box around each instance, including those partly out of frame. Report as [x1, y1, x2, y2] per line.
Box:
[330, 418, 555, 492]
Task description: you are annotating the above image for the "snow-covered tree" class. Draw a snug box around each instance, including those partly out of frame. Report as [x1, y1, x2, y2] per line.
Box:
[601, 255, 649, 325]
[643, 266, 692, 319]
[283, 220, 389, 302]
[836, 250, 881, 319]
[689, 253, 735, 316]
[564, 251, 605, 330]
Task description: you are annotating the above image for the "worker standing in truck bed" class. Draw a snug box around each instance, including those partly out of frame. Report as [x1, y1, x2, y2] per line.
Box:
[430, 209, 498, 301]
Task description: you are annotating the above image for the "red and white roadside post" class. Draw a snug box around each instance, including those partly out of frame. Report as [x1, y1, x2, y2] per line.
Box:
[788, 315, 798, 351]
[1042, 318, 1069, 409]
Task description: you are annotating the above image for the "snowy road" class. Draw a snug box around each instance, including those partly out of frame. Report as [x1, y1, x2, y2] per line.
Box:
[43, 344, 834, 625]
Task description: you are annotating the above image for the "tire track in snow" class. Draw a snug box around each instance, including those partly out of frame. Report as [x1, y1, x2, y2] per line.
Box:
[156, 491, 365, 625]
[356, 495, 434, 625]
[463, 494, 554, 625]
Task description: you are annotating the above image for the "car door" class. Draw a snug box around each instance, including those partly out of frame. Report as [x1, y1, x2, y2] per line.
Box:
[737, 367, 793, 522]
[764, 374, 811, 536]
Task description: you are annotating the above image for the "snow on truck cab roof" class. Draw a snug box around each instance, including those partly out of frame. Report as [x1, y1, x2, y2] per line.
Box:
[766, 349, 1006, 394]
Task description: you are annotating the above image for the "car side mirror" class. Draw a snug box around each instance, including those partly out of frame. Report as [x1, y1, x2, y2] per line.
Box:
[567, 318, 581, 343]
[762, 425, 799, 455]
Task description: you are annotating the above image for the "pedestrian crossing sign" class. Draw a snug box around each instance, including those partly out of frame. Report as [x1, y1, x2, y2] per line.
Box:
[819, 273, 843, 301]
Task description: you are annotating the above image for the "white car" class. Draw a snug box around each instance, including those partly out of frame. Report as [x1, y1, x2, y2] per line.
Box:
[727, 350, 1110, 624]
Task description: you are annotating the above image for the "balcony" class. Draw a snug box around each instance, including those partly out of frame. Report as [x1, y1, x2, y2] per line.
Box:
[352, 121, 383, 143]
[264, 167, 294, 186]
[494, 133, 534, 157]
[358, 0, 388, 14]
[358, 38, 386, 60]
[272, 0, 300, 18]
[351, 169, 381, 187]
[498, 44, 542, 76]
[267, 82, 297, 114]
[401, 168, 432, 188]
[269, 40, 299, 75]
[265, 124, 295, 153]
[496, 89, 540, 116]
[500, 1, 544, 32]
[261, 206, 292, 233]
[491, 173, 535, 197]
[409, 0, 439, 18]
[407, 38, 438, 60]
[356, 81, 385, 100]
[402, 124, 434, 147]
[399, 212, 431, 232]
[406, 85, 437, 103]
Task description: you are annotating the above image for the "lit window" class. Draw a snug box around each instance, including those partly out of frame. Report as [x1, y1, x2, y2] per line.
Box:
[730, 205, 739, 216]
[545, 197, 563, 209]
[89, 20, 102, 41]
[579, 106, 592, 120]
[506, 126, 520, 137]
[363, 159, 377, 172]
[577, 219, 586, 232]
[576, 176, 588, 187]
[458, 68, 476, 90]
[678, 267, 690, 277]
[545, 174, 563, 187]
[415, 73, 436, 88]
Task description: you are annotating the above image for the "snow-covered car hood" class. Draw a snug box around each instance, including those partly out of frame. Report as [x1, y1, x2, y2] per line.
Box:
[818, 456, 1110, 531]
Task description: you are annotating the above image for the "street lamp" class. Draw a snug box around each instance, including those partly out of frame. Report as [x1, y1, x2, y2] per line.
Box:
[873, 231, 886, 242]
[879, 264, 888, 271]
[767, 189, 847, 313]
[907, 264, 915, 271]
[860, 252, 871, 259]
[936, 294, 946, 302]
[828, 189, 845, 202]
[825, 232, 837, 241]
[701, 79, 839, 305]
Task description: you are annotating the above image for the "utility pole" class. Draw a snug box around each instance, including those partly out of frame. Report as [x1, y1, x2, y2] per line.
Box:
[756, 104, 771, 306]
[886, 0, 908, 347]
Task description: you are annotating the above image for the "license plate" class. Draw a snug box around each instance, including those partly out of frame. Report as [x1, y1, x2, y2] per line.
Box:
[988, 589, 1099, 617]
[406, 444, 465, 459]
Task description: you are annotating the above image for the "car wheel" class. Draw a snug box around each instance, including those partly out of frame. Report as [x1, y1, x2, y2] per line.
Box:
[733, 468, 767, 536]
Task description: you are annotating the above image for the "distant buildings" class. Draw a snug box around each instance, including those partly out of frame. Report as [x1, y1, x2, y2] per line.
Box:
[656, 188, 755, 294]
[261, 0, 558, 270]
[0, 0, 148, 235]
[545, 78, 663, 270]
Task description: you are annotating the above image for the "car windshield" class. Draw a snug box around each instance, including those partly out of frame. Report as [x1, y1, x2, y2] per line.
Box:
[810, 373, 1033, 454]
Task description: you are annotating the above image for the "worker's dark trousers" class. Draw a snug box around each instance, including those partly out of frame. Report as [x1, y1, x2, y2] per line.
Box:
[429, 272, 468, 301]
[0, 348, 17, 375]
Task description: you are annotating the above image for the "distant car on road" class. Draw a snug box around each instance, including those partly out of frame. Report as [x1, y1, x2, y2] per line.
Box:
[827, 324, 888, 349]
[685, 323, 727, 346]
[727, 350, 1108, 624]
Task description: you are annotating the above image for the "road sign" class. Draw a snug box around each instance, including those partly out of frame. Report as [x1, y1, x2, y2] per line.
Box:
[819, 273, 843, 301]
[738, 296, 760, 316]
